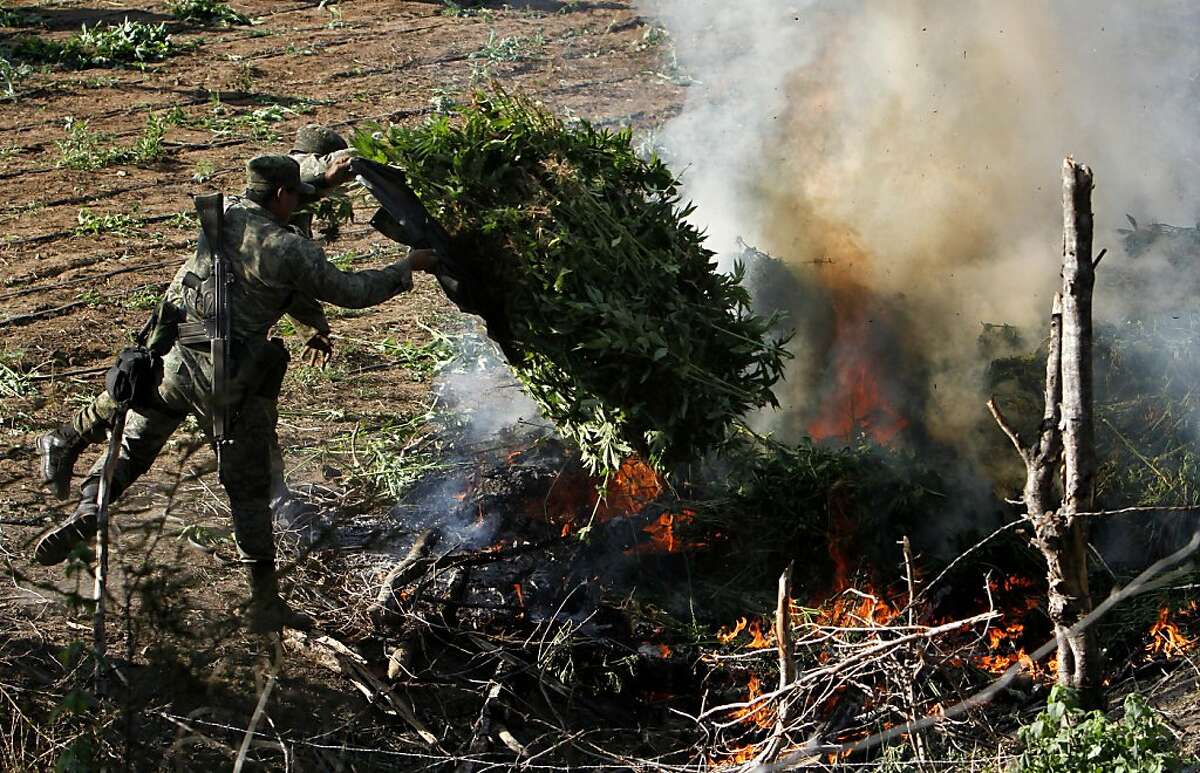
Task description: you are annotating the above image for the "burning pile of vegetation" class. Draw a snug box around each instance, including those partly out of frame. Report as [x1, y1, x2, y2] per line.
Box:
[353, 89, 789, 478]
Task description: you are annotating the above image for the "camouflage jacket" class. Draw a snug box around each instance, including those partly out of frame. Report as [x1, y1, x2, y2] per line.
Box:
[283, 148, 358, 332]
[167, 196, 412, 346]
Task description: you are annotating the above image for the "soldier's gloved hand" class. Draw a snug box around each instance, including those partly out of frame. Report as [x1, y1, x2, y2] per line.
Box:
[303, 331, 334, 368]
[324, 155, 355, 187]
[408, 248, 439, 274]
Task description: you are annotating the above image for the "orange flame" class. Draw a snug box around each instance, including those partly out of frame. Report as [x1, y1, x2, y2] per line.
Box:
[717, 617, 748, 645]
[730, 673, 775, 730]
[717, 616, 775, 649]
[806, 282, 909, 445]
[513, 583, 525, 608]
[1146, 604, 1197, 658]
[629, 509, 703, 555]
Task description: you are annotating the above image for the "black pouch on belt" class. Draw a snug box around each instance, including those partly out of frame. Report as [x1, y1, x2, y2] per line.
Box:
[106, 347, 163, 412]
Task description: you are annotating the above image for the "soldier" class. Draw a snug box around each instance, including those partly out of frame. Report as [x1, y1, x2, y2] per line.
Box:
[33, 155, 438, 632]
[37, 125, 357, 507]
[290, 123, 355, 239]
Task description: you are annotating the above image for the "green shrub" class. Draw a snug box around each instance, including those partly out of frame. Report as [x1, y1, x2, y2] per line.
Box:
[1013, 686, 1190, 773]
[168, 0, 250, 26]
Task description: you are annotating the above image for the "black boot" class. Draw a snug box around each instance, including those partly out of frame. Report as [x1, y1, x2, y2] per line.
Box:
[37, 426, 88, 501]
[244, 561, 312, 634]
[34, 480, 100, 566]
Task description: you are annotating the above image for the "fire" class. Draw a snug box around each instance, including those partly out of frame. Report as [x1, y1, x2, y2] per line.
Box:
[716, 616, 775, 649]
[974, 575, 1046, 677]
[1146, 604, 1197, 658]
[805, 280, 909, 445]
[730, 673, 775, 731]
[821, 589, 900, 628]
[536, 456, 663, 538]
[512, 583, 525, 608]
[717, 617, 748, 645]
[634, 509, 700, 554]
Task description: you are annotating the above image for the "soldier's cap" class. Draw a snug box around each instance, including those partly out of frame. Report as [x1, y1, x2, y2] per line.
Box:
[292, 124, 349, 157]
[245, 155, 316, 196]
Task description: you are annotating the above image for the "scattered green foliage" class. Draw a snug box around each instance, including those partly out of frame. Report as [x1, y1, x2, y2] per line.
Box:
[1013, 687, 1190, 773]
[74, 206, 143, 236]
[187, 95, 310, 141]
[190, 159, 216, 183]
[168, 210, 199, 230]
[0, 356, 30, 398]
[308, 194, 354, 240]
[470, 29, 545, 63]
[123, 288, 162, 311]
[76, 289, 104, 308]
[168, 0, 250, 26]
[354, 89, 789, 477]
[0, 55, 32, 99]
[12, 19, 176, 69]
[439, 1, 490, 18]
[56, 114, 170, 170]
[0, 2, 36, 27]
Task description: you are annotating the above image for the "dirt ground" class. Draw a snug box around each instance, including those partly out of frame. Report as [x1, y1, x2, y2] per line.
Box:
[0, 1, 684, 768]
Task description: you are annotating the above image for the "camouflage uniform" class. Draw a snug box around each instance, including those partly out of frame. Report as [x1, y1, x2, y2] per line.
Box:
[39, 125, 352, 503]
[36, 156, 415, 630]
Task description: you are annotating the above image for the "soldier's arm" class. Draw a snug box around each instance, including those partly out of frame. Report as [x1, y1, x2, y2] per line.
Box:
[283, 294, 331, 339]
[277, 233, 415, 309]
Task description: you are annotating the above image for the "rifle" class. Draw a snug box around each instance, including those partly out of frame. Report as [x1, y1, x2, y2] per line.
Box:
[194, 193, 233, 465]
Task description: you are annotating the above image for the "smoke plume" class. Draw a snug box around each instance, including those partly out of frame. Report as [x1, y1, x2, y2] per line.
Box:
[640, 0, 1200, 448]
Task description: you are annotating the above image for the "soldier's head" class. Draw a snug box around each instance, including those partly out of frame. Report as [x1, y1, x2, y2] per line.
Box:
[292, 124, 349, 157]
[244, 155, 315, 219]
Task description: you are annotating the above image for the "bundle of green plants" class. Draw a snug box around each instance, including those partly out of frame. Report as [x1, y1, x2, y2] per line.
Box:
[10, 19, 175, 68]
[353, 89, 789, 477]
[168, 0, 250, 27]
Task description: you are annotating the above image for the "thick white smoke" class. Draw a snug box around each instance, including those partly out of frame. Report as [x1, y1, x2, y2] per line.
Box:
[641, 0, 1200, 444]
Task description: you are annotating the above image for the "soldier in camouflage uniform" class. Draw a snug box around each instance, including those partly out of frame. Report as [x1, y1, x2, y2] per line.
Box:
[37, 126, 357, 506]
[34, 155, 438, 632]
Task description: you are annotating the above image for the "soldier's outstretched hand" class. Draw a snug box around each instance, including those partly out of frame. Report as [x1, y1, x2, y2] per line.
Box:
[303, 331, 334, 368]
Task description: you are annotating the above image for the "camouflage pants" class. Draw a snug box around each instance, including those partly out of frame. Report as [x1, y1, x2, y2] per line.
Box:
[71, 383, 288, 501]
[79, 342, 287, 562]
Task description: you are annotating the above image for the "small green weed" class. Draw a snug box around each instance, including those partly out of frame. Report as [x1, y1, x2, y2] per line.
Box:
[56, 113, 170, 170]
[470, 29, 546, 63]
[0, 353, 30, 398]
[0, 55, 32, 99]
[74, 207, 143, 236]
[76, 289, 104, 308]
[1013, 686, 1192, 773]
[190, 159, 216, 183]
[124, 288, 162, 311]
[168, 210, 199, 230]
[169, 0, 250, 26]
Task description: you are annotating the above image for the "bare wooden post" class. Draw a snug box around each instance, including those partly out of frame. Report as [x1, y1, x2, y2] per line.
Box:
[1057, 157, 1101, 702]
[987, 157, 1101, 706]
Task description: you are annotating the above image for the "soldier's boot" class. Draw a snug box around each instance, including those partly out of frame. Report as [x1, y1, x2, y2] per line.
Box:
[34, 480, 100, 566]
[244, 561, 313, 634]
[37, 425, 89, 501]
